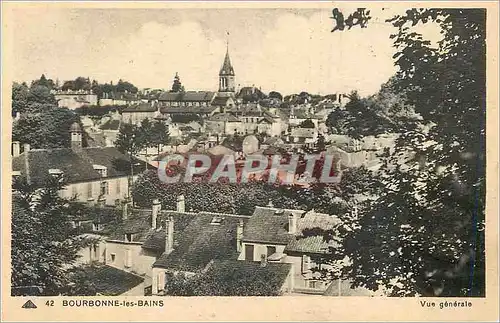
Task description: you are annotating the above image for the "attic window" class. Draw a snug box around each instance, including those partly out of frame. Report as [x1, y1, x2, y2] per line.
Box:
[92, 222, 101, 232]
[210, 216, 223, 225]
[274, 209, 284, 215]
[93, 165, 108, 177]
[125, 233, 133, 242]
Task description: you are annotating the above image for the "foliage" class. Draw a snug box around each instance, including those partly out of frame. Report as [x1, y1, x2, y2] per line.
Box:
[163, 262, 288, 296]
[61, 77, 92, 92]
[12, 107, 86, 149]
[170, 73, 184, 93]
[31, 74, 56, 90]
[268, 91, 283, 101]
[299, 118, 315, 129]
[316, 8, 486, 297]
[11, 176, 94, 296]
[74, 105, 126, 118]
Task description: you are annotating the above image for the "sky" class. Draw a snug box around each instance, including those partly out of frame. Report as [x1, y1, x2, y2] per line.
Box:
[10, 6, 442, 96]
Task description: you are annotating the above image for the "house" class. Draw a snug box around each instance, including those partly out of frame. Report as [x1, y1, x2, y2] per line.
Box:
[205, 113, 242, 135]
[239, 206, 346, 294]
[54, 90, 98, 109]
[121, 103, 158, 125]
[150, 210, 255, 295]
[158, 91, 218, 118]
[11, 123, 149, 205]
[98, 118, 121, 147]
[289, 127, 318, 147]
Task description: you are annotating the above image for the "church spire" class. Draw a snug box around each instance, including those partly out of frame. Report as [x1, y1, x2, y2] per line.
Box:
[218, 33, 236, 93]
[220, 33, 235, 76]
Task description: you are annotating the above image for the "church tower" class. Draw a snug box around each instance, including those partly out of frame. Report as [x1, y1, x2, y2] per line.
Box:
[219, 43, 235, 94]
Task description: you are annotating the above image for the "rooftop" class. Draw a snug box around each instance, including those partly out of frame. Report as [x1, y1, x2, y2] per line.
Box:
[12, 147, 150, 186]
[158, 91, 215, 102]
[153, 213, 246, 272]
[78, 264, 144, 296]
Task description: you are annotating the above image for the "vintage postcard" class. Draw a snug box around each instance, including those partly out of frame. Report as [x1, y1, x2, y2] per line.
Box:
[1, 1, 499, 322]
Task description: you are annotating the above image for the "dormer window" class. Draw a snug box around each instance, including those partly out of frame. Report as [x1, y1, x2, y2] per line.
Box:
[210, 216, 223, 225]
[93, 165, 107, 178]
[48, 168, 64, 177]
[274, 209, 284, 215]
[125, 233, 133, 242]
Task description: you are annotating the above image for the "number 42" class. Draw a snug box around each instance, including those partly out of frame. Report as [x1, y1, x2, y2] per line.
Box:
[45, 300, 54, 307]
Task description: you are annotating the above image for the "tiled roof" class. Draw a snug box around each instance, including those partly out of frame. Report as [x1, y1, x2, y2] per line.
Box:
[79, 264, 144, 296]
[158, 91, 215, 102]
[211, 96, 232, 106]
[152, 213, 243, 272]
[263, 137, 284, 146]
[208, 113, 239, 122]
[142, 211, 198, 251]
[287, 211, 342, 253]
[207, 145, 235, 156]
[243, 206, 342, 254]
[12, 147, 150, 186]
[291, 127, 316, 138]
[122, 103, 157, 113]
[160, 106, 218, 114]
[242, 207, 304, 245]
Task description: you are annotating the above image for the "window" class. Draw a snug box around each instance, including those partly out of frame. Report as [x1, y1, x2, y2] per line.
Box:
[100, 181, 108, 196]
[267, 246, 276, 257]
[116, 180, 121, 195]
[110, 253, 116, 263]
[244, 244, 254, 261]
[71, 184, 78, 198]
[125, 233, 133, 242]
[308, 280, 320, 289]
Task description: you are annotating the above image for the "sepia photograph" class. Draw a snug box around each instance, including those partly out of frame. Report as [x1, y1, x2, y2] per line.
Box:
[2, 1, 499, 321]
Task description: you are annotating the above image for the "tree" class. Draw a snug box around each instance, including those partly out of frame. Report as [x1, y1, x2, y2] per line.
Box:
[115, 123, 146, 199]
[116, 79, 138, 94]
[299, 118, 315, 129]
[312, 8, 486, 297]
[30, 74, 56, 90]
[13, 107, 85, 149]
[11, 176, 93, 296]
[163, 262, 288, 296]
[314, 133, 327, 152]
[268, 91, 283, 102]
[170, 73, 184, 93]
[151, 121, 170, 155]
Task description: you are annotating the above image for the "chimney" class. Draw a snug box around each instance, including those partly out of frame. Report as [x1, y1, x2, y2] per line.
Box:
[176, 195, 185, 213]
[98, 194, 106, 207]
[12, 141, 20, 157]
[236, 219, 244, 252]
[122, 198, 131, 220]
[165, 216, 174, 254]
[23, 143, 30, 153]
[260, 254, 267, 267]
[152, 198, 161, 229]
[288, 212, 297, 234]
